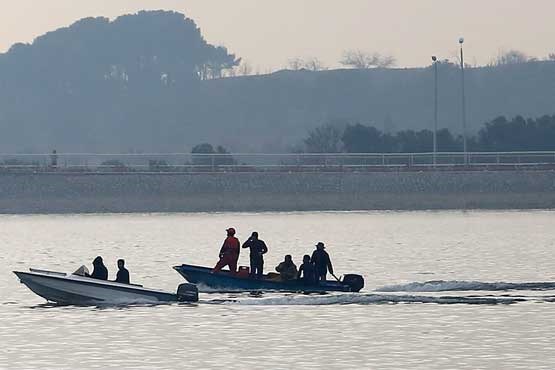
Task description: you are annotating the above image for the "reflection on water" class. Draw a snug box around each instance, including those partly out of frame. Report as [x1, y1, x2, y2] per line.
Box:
[1, 211, 555, 369]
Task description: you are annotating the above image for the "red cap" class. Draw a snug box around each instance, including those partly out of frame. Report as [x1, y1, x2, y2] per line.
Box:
[226, 228, 236, 235]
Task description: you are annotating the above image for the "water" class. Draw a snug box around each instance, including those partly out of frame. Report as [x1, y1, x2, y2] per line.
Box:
[1, 210, 555, 369]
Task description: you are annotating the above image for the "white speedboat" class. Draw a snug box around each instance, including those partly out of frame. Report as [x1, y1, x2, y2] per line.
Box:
[14, 268, 198, 305]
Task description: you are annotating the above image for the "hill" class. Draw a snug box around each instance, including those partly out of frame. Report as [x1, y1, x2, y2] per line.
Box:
[1, 11, 554, 153]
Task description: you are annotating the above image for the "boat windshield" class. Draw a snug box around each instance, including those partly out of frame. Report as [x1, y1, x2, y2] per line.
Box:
[72, 265, 90, 276]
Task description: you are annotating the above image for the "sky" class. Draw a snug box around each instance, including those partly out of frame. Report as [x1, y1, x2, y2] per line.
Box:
[1, 0, 554, 70]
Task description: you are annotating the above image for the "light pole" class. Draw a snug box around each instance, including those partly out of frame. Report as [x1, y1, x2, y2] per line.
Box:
[459, 37, 468, 164]
[432, 56, 438, 166]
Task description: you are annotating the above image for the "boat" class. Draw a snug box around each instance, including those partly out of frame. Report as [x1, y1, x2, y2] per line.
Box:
[14, 268, 199, 305]
[174, 264, 365, 293]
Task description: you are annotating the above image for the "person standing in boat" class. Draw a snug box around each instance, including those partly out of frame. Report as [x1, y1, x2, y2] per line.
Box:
[88, 256, 108, 280]
[242, 231, 268, 278]
[213, 228, 240, 274]
[115, 259, 130, 284]
[311, 242, 334, 282]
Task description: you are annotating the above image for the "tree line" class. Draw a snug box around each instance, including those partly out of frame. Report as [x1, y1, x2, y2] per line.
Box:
[281, 49, 555, 72]
[301, 115, 555, 153]
[98, 143, 235, 170]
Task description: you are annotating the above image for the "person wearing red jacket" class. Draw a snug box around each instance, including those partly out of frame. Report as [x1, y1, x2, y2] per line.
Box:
[212, 228, 240, 273]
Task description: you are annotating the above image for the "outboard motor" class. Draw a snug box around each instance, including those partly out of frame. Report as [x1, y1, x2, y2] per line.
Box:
[342, 274, 364, 292]
[177, 283, 199, 302]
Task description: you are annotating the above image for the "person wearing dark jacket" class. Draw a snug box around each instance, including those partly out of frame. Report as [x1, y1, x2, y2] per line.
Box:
[89, 256, 108, 280]
[297, 254, 317, 284]
[213, 228, 241, 273]
[310, 242, 334, 282]
[275, 255, 298, 281]
[115, 259, 130, 284]
[242, 232, 268, 278]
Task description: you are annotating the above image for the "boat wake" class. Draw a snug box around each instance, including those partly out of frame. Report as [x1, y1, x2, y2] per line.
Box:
[376, 280, 555, 293]
[214, 293, 523, 306]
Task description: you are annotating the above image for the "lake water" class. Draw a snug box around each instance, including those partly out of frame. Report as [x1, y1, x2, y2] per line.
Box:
[1, 211, 555, 369]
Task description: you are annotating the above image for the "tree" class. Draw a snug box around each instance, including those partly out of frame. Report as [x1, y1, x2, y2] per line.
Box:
[237, 60, 253, 76]
[287, 58, 305, 71]
[0, 11, 240, 87]
[340, 50, 396, 69]
[215, 145, 235, 165]
[198, 45, 241, 80]
[304, 124, 343, 153]
[303, 57, 327, 71]
[286, 57, 327, 71]
[191, 143, 235, 166]
[436, 129, 462, 152]
[342, 124, 384, 152]
[378, 55, 396, 68]
[477, 115, 555, 151]
[191, 143, 215, 166]
[395, 129, 433, 152]
[493, 50, 529, 66]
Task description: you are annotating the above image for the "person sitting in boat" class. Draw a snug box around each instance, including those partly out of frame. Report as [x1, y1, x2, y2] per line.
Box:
[275, 255, 298, 281]
[213, 228, 240, 274]
[311, 242, 334, 282]
[242, 231, 268, 278]
[87, 256, 108, 280]
[115, 259, 130, 284]
[297, 254, 317, 284]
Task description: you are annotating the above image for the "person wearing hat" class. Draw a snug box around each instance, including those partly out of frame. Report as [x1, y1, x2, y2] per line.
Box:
[310, 242, 334, 282]
[213, 227, 241, 274]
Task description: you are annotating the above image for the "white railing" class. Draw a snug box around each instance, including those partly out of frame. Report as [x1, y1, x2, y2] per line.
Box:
[1, 151, 555, 173]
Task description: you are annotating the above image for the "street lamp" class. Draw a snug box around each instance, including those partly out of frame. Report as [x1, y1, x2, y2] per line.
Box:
[432, 56, 438, 166]
[459, 37, 468, 164]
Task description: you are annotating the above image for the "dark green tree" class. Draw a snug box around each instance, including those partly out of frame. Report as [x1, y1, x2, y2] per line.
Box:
[191, 143, 235, 166]
[342, 124, 384, 152]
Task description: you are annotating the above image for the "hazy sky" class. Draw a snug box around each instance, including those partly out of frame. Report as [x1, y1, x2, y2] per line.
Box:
[1, 0, 554, 70]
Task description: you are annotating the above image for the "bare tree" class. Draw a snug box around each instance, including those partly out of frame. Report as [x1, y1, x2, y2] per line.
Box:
[493, 49, 530, 65]
[286, 57, 329, 71]
[451, 50, 472, 69]
[340, 50, 375, 69]
[287, 58, 305, 70]
[237, 60, 253, 76]
[376, 54, 396, 68]
[304, 124, 343, 153]
[224, 67, 237, 78]
[303, 57, 327, 71]
[340, 50, 396, 69]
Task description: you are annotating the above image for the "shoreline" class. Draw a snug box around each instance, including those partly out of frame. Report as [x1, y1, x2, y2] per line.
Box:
[1, 171, 554, 214]
[2, 208, 555, 217]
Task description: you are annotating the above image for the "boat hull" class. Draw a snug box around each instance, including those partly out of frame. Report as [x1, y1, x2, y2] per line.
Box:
[14, 270, 186, 305]
[174, 264, 361, 293]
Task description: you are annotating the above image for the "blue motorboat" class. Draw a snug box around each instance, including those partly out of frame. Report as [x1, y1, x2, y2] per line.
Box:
[174, 264, 364, 293]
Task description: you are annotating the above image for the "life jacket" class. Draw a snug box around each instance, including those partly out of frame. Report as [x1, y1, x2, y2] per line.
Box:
[222, 236, 240, 256]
